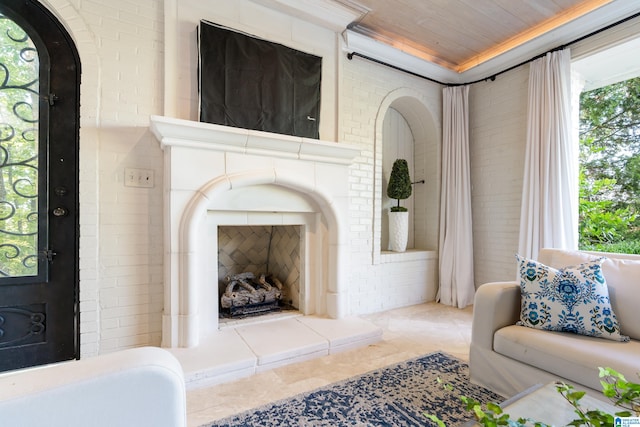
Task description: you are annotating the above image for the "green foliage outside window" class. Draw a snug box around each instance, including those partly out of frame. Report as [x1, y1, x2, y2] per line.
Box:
[579, 76, 640, 254]
[0, 14, 40, 277]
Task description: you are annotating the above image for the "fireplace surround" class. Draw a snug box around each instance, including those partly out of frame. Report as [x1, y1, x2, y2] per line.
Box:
[150, 116, 360, 348]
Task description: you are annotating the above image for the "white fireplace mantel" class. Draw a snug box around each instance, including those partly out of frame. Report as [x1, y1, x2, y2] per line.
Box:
[150, 115, 360, 165]
[150, 115, 360, 348]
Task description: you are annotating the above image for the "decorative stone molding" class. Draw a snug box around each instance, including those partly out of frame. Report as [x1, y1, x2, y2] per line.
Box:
[150, 116, 360, 348]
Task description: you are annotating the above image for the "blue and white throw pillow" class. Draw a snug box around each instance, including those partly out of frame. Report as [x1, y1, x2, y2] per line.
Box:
[515, 254, 629, 342]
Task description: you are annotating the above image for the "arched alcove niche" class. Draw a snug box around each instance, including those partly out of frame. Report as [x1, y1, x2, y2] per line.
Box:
[373, 90, 440, 263]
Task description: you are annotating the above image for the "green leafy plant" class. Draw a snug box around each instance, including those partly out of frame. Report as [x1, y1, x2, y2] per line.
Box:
[555, 382, 615, 427]
[461, 396, 542, 427]
[427, 368, 640, 427]
[387, 159, 412, 212]
[599, 367, 640, 416]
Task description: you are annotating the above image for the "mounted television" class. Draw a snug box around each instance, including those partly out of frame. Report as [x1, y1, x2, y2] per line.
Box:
[198, 20, 322, 139]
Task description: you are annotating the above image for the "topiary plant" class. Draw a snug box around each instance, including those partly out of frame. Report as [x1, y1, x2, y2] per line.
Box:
[387, 159, 412, 212]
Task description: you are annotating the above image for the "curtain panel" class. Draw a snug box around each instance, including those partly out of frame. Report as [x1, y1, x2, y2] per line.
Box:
[438, 85, 475, 308]
[518, 49, 578, 260]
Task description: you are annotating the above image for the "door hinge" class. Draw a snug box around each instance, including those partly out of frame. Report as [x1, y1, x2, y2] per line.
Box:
[47, 93, 59, 106]
[40, 249, 57, 262]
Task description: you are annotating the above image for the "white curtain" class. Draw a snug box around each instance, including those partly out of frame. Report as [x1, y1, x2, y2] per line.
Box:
[518, 49, 578, 260]
[438, 85, 475, 308]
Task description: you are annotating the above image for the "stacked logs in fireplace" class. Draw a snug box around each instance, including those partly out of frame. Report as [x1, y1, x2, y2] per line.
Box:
[220, 272, 283, 317]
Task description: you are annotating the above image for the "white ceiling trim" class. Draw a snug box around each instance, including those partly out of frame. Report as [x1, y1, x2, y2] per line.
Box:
[574, 36, 640, 91]
[344, 30, 462, 84]
[248, 0, 365, 31]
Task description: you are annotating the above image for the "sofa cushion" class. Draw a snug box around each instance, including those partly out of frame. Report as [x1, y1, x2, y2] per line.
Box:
[516, 254, 628, 342]
[539, 249, 640, 341]
[494, 325, 640, 392]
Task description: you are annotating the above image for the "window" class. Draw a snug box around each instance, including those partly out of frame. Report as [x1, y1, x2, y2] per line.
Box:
[572, 34, 640, 254]
[0, 13, 40, 277]
[577, 76, 640, 254]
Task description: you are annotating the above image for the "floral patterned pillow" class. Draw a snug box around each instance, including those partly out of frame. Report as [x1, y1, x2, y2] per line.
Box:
[516, 254, 629, 342]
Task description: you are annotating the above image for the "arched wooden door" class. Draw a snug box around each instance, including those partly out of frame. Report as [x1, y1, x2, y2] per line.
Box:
[0, 0, 80, 372]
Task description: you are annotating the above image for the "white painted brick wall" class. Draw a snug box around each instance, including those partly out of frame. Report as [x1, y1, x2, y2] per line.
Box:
[94, 2, 165, 352]
[340, 55, 441, 315]
[469, 66, 529, 287]
[47, 0, 165, 356]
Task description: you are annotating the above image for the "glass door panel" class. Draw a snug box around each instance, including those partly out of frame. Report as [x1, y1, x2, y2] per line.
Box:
[0, 13, 42, 280]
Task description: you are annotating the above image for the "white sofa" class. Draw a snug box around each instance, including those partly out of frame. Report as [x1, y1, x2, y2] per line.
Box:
[0, 347, 186, 427]
[470, 248, 640, 398]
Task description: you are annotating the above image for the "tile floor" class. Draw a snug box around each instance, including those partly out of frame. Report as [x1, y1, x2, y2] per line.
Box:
[186, 302, 473, 427]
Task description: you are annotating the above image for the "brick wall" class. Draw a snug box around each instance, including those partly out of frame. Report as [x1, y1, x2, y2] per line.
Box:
[47, 0, 165, 356]
[469, 67, 529, 287]
[340, 56, 442, 314]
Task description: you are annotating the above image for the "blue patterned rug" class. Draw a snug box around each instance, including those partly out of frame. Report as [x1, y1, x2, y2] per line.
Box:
[203, 351, 504, 427]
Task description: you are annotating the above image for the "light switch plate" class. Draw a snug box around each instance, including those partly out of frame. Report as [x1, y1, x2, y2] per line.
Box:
[124, 168, 154, 188]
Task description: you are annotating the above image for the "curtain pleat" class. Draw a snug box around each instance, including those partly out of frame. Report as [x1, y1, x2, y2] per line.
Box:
[438, 85, 475, 308]
[518, 49, 578, 261]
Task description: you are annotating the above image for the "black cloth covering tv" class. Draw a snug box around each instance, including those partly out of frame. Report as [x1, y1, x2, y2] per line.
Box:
[198, 20, 322, 139]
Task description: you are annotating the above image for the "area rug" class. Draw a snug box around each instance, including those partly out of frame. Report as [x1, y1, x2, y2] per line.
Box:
[203, 351, 504, 427]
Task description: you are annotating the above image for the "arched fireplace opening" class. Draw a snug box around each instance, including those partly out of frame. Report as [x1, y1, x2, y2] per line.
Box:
[217, 224, 302, 319]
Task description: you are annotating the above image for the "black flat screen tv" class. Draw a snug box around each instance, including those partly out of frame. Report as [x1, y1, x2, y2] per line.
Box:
[198, 20, 322, 139]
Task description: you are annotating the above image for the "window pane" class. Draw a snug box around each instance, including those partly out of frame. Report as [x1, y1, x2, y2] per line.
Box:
[0, 14, 39, 277]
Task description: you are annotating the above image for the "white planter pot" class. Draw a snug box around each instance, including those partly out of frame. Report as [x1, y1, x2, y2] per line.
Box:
[388, 211, 409, 252]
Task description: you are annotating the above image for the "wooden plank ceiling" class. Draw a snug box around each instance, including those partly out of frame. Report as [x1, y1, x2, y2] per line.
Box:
[335, 0, 614, 72]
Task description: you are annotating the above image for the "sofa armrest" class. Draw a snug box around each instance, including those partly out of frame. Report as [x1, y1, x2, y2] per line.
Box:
[471, 281, 521, 350]
[0, 347, 186, 427]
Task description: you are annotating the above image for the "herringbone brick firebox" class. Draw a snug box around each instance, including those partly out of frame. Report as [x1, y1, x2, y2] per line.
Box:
[217, 225, 302, 313]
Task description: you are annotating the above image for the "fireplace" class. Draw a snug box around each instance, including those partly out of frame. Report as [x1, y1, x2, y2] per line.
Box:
[217, 224, 301, 318]
[150, 116, 360, 348]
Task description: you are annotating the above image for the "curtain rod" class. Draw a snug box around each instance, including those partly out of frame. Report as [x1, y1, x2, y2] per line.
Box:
[346, 51, 446, 85]
[346, 10, 640, 87]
